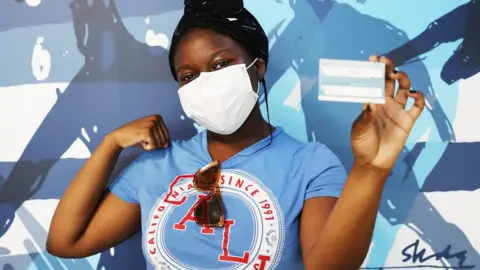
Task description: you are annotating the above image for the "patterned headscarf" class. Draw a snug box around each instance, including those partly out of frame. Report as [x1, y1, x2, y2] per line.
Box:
[168, 0, 269, 80]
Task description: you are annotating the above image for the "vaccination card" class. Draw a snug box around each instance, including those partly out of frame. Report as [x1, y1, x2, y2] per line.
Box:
[318, 59, 386, 104]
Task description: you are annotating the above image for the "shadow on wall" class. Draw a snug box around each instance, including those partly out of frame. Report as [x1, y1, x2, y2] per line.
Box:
[388, 0, 480, 84]
[0, 0, 191, 269]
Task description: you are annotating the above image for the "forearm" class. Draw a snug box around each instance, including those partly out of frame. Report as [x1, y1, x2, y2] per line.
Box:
[48, 135, 122, 247]
[304, 162, 390, 270]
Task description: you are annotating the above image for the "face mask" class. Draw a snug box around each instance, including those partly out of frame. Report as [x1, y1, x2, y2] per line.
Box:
[178, 59, 259, 135]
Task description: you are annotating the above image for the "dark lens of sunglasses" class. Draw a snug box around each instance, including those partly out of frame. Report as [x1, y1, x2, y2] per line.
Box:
[195, 165, 219, 191]
[194, 194, 224, 227]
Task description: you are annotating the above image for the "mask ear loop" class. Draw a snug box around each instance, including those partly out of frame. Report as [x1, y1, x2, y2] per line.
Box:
[246, 58, 259, 69]
[246, 56, 272, 146]
[254, 81, 261, 95]
[247, 58, 260, 94]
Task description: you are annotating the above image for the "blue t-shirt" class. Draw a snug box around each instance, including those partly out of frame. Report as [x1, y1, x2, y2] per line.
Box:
[109, 127, 347, 270]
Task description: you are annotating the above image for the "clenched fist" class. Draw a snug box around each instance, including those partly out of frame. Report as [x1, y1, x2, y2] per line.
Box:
[109, 115, 170, 151]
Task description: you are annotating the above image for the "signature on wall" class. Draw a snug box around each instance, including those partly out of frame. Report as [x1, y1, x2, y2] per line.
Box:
[361, 239, 475, 270]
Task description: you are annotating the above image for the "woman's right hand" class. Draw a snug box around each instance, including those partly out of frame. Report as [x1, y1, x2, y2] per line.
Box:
[109, 114, 170, 150]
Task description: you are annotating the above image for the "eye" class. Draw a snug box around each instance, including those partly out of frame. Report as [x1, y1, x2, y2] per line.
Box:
[180, 73, 197, 82]
[213, 60, 230, 70]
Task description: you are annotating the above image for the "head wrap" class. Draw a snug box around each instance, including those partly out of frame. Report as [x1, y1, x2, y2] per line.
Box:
[168, 0, 269, 80]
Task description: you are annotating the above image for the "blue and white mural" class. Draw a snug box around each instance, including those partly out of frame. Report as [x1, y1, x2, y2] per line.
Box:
[0, 0, 479, 269]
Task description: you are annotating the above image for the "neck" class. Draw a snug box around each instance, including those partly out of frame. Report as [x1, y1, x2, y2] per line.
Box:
[207, 105, 272, 147]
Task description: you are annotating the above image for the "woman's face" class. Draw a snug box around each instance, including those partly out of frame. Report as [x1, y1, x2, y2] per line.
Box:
[173, 28, 266, 89]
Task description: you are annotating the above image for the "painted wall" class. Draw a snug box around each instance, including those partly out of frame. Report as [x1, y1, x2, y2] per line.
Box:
[1, 0, 479, 269]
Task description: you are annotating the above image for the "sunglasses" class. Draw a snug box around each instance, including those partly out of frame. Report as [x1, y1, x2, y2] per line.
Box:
[193, 160, 225, 228]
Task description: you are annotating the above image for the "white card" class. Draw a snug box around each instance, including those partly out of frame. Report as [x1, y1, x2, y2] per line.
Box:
[318, 59, 386, 104]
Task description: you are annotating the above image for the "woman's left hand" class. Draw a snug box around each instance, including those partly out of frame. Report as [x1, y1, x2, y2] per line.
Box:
[350, 55, 425, 171]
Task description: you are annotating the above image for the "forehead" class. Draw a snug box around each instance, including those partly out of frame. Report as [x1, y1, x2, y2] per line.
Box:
[173, 28, 246, 67]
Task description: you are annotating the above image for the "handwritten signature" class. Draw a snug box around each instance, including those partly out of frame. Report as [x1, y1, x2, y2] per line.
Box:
[402, 239, 470, 266]
[360, 239, 475, 269]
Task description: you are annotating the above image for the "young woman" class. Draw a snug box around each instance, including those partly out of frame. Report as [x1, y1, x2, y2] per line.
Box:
[47, 0, 425, 269]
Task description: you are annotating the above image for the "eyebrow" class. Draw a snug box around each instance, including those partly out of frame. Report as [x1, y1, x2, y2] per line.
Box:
[175, 48, 233, 74]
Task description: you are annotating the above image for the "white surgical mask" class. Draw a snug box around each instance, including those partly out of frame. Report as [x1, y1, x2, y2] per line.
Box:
[178, 59, 259, 135]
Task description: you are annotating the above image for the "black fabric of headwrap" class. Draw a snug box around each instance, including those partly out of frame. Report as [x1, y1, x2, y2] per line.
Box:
[168, 0, 269, 80]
